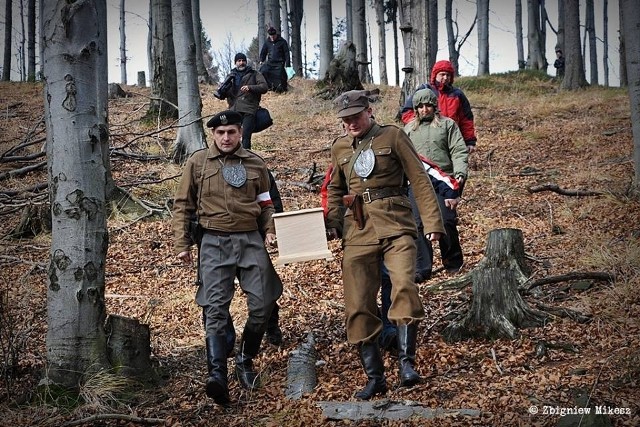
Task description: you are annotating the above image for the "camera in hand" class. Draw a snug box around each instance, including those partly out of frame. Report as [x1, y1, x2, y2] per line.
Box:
[213, 75, 234, 100]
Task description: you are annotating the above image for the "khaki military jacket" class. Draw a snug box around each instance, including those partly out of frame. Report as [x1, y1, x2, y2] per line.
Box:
[326, 123, 445, 245]
[172, 144, 275, 254]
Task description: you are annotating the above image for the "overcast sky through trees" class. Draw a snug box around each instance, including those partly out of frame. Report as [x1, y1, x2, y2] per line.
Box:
[0, 0, 621, 86]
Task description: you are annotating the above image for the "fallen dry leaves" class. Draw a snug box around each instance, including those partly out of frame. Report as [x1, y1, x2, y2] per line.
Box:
[1, 74, 639, 426]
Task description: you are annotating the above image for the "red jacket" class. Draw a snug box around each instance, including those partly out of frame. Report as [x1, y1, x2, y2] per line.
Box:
[401, 60, 477, 147]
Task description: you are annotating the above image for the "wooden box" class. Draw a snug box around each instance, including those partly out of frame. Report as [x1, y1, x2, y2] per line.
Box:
[272, 207, 334, 265]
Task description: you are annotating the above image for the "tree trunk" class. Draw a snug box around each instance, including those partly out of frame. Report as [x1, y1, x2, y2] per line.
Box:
[290, 0, 304, 77]
[556, 0, 565, 52]
[442, 229, 548, 342]
[191, 0, 211, 84]
[345, 0, 353, 43]
[27, 0, 36, 81]
[526, 0, 546, 70]
[390, 0, 400, 86]
[352, 0, 370, 83]
[148, 0, 178, 120]
[42, 0, 111, 388]
[119, 0, 127, 85]
[620, 0, 640, 195]
[258, 0, 266, 54]
[2, 0, 12, 80]
[427, 0, 438, 74]
[172, 0, 206, 164]
[398, 0, 429, 110]
[603, 0, 609, 87]
[585, 0, 598, 85]
[515, 0, 525, 69]
[280, 0, 290, 44]
[477, 0, 490, 75]
[560, 0, 588, 90]
[373, 0, 388, 85]
[316, 41, 363, 100]
[318, 0, 334, 78]
[619, 2, 627, 87]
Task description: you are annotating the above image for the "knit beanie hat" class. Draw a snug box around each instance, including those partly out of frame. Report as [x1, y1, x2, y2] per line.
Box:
[430, 60, 456, 85]
[234, 52, 247, 62]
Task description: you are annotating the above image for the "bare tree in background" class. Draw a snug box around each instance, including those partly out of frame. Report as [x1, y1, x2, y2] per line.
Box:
[445, 0, 476, 76]
[386, 0, 400, 86]
[266, 0, 281, 30]
[603, 0, 609, 87]
[477, 0, 489, 75]
[290, 0, 303, 77]
[258, 0, 266, 53]
[526, 0, 547, 70]
[211, 33, 246, 77]
[398, 0, 428, 108]
[2, 0, 12, 80]
[585, 0, 598, 84]
[120, 0, 127, 84]
[427, 0, 438, 73]
[42, 0, 111, 388]
[556, 0, 565, 53]
[352, 0, 371, 83]
[280, 0, 290, 43]
[560, 0, 588, 90]
[148, 0, 178, 119]
[319, 0, 334, 77]
[27, 0, 36, 81]
[373, 0, 388, 85]
[620, 0, 639, 193]
[192, 0, 212, 84]
[619, 2, 627, 87]
[346, 0, 353, 42]
[172, 0, 206, 163]
[515, 0, 525, 69]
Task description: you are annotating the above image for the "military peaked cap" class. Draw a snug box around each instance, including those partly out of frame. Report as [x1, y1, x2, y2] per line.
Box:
[206, 110, 243, 128]
[334, 90, 372, 118]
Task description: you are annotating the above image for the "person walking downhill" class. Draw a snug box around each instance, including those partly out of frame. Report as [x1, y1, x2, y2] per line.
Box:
[259, 27, 291, 93]
[404, 88, 468, 276]
[325, 90, 445, 400]
[172, 110, 281, 406]
[217, 52, 268, 150]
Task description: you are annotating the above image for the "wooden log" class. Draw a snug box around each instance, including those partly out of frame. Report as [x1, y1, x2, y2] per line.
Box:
[317, 400, 481, 421]
[442, 228, 548, 342]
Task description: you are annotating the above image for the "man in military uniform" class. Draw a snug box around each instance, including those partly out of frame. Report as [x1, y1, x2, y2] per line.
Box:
[326, 90, 445, 400]
[172, 110, 281, 406]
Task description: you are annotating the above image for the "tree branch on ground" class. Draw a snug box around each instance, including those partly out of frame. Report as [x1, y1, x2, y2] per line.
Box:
[527, 183, 604, 196]
[524, 271, 615, 291]
[61, 413, 165, 427]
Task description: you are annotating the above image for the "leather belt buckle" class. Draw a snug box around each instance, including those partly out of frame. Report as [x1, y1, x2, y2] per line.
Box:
[362, 190, 372, 204]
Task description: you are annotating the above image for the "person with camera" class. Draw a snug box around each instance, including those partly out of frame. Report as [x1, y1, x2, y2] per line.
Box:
[215, 52, 268, 150]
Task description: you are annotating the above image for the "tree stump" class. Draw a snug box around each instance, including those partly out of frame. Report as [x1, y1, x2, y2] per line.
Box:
[315, 41, 363, 100]
[105, 315, 156, 382]
[442, 228, 548, 341]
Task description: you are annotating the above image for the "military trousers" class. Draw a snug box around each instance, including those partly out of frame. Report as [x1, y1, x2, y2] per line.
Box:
[197, 230, 282, 338]
[342, 234, 425, 344]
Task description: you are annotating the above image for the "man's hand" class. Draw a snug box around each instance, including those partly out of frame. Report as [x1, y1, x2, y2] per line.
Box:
[240, 85, 250, 93]
[467, 145, 476, 154]
[444, 197, 461, 210]
[326, 228, 339, 240]
[265, 233, 278, 247]
[425, 232, 444, 243]
[177, 250, 193, 266]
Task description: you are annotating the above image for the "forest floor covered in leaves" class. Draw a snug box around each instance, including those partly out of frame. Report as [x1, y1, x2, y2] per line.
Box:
[1, 72, 639, 427]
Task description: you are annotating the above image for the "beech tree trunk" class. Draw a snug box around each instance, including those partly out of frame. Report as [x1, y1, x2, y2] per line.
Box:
[373, 0, 388, 85]
[477, 0, 490, 75]
[352, 0, 370, 83]
[171, 0, 206, 163]
[27, 0, 36, 81]
[42, 0, 111, 388]
[560, 0, 588, 90]
[318, 0, 334, 78]
[2, 0, 12, 80]
[442, 228, 548, 342]
[148, 0, 178, 120]
[398, 0, 429, 109]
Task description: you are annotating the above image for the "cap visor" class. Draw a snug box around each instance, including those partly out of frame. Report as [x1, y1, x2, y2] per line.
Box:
[337, 106, 366, 118]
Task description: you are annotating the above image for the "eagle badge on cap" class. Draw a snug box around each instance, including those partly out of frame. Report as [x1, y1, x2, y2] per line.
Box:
[342, 95, 351, 108]
[220, 114, 228, 125]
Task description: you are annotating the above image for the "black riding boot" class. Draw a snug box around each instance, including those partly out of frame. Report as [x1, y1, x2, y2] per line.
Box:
[397, 324, 421, 387]
[235, 328, 264, 390]
[354, 341, 388, 400]
[205, 335, 230, 406]
[266, 303, 283, 346]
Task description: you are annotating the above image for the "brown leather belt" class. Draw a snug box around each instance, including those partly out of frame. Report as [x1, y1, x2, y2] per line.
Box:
[361, 187, 408, 203]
